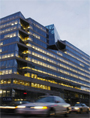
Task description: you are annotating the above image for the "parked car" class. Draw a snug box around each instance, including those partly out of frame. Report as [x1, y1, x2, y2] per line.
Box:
[16, 95, 71, 117]
[0, 101, 30, 113]
[71, 103, 89, 113]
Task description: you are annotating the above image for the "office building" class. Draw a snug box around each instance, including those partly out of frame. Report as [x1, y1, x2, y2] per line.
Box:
[0, 12, 90, 105]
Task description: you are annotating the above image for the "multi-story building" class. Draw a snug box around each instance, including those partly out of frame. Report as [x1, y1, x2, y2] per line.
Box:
[0, 12, 90, 105]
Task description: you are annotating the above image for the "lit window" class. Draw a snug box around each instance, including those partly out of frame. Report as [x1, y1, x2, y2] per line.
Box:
[11, 23, 14, 25]
[6, 70, 8, 74]
[8, 54, 10, 57]
[0, 90, 2, 94]
[9, 70, 12, 74]
[0, 49, 2, 52]
[3, 80, 7, 84]
[8, 80, 11, 84]
[1, 80, 3, 84]
[11, 53, 14, 57]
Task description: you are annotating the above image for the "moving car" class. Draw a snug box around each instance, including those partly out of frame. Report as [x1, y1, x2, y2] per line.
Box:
[0, 101, 30, 113]
[16, 95, 71, 117]
[71, 103, 89, 113]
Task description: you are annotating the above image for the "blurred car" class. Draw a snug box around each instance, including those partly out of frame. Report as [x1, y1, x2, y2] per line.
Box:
[0, 101, 30, 113]
[16, 95, 71, 117]
[71, 103, 89, 113]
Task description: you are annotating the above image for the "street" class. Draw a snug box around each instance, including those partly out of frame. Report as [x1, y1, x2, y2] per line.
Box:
[0, 112, 90, 118]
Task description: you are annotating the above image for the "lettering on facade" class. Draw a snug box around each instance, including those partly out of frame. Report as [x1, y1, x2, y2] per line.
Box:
[2, 97, 12, 102]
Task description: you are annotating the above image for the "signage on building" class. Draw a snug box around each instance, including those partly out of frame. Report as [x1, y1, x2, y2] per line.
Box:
[2, 97, 12, 102]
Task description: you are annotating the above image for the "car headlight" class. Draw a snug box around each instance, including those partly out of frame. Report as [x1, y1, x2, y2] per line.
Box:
[31, 106, 48, 109]
[5, 106, 16, 109]
[74, 107, 79, 110]
[15, 106, 26, 109]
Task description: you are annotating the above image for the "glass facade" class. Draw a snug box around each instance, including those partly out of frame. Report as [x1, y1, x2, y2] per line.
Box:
[0, 12, 90, 105]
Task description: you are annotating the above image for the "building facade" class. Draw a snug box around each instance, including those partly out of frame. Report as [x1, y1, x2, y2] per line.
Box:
[0, 12, 90, 105]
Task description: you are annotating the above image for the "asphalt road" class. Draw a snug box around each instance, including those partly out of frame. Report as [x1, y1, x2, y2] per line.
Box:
[0, 112, 90, 118]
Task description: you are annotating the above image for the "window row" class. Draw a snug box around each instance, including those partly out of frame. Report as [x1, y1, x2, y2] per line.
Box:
[31, 83, 50, 90]
[23, 71, 90, 92]
[0, 69, 12, 75]
[0, 53, 14, 59]
[65, 41, 89, 60]
[28, 19, 46, 32]
[13, 79, 50, 90]
[13, 79, 30, 86]
[66, 46, 90, 63]
[0, 59, 17, 68]
[0, 30, 18, 39]
[33, 23, 46, 32]
[4, 32, 16, 38]
[0, 44, 18, 52]
[31, 51, 90, 78]
[33, 38, 47, 48]
[0, 79, 11, 84]
[0, 12, 22, 25]
[0, 20, 19, 29]
[20, 66, 90, 88]
[65, 51, 89, 66]
[32, 25, 46, 37]
[28, 31, 40, 39]
[26, 43, 90, 74]
[28, 30, 47, 43]
[0, 26, 17, 34]
[0, 37, 19, 45]
[0, 89, 11, 97]
[24, 57, 89, 83]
